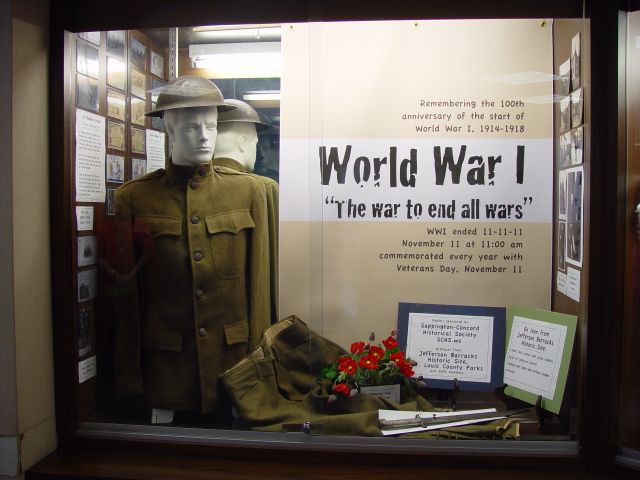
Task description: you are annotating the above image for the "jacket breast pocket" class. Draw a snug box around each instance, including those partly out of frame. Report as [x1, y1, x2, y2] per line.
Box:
[133, 215, 183, 259]
[205, 209, 255, 279]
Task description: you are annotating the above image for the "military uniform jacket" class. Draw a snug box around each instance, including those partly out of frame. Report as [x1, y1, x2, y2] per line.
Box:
[113, 161, 272, 413]
[212, 157, 279, 322]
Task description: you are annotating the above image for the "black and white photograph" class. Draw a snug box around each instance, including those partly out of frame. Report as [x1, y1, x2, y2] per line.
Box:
[107, 89, 126, 121]
[107, 121, 125, 150]
[130, 37, 147, 69]
[131, 96, 146, 126]
[572, 126, 583, 165]
[566, 166, 583, 267]
[77, 235, 97, 268]
[150, 50, 164, 78]
[76, 41, 99, 78]
[78, 31, 101, 46]
[77, 306, 92, 357]
[560, 95, 571, 133]
[131, 68, 146, 99]
[107, 188, 116, 216]
[132, 157, 147, 179]
[571, 32, 581, 90]
[558, 221, 567, 272]
[559, 131, 572, 168]
[571, 87, 583, 128]
[107, 30, 126, 58]
[558, 169, 567, 220]
[107, 154, 125, 183]
[558, 58, 570, 95]
[107, 56, 126, 91]
[131, 127, 146, 155]
[77, 268, 97, 303]
[76, 74, 99, 113]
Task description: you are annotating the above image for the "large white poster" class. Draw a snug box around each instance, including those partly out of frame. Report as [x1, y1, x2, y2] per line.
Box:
[279, 20, 554, 346]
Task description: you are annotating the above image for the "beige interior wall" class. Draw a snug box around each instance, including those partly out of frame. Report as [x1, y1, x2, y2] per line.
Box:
[0, 0, 57, 476]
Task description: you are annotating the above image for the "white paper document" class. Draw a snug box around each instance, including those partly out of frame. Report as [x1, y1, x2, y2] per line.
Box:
[504, 316, 567, 399]
[378, 408, 501, 436]
[78, 355, 97, 383]
[146, 129, 166, 173]
[75, 206, 94, 231]
[75, 109, 106, 202]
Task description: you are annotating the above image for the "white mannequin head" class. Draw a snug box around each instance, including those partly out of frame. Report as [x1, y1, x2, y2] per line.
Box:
[164, 106, 218, 167]
[213, 122, 259, 172]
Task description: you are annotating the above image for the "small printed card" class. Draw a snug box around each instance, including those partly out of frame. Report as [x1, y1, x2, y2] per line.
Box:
[503, 306, 577, 413]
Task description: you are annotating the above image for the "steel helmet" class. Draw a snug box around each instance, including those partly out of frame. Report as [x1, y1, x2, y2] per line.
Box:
[217, 99, 271, 130]
[146, 75, 235, 117]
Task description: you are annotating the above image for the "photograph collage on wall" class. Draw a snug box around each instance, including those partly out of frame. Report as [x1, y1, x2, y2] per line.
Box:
[556, 32, 585, 296]
[72, 30, 169, 382]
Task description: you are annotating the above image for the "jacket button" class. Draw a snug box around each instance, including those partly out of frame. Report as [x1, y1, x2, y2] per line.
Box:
[190, 181, 199, 190]
[195, 289, 204, 299]
[191, 215, 199, 224]
[193, 252, 203, 261]
[199, 168, 208, 177]
[198, 327, 207, 337]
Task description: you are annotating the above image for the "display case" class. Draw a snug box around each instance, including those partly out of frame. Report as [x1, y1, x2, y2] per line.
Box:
[39, 0, 639, 477]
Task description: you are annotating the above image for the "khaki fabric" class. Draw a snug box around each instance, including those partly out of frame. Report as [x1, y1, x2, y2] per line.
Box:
[221, 316, 519, 439]
[111, 162, 273, 413]
[212, 157, 279, 322]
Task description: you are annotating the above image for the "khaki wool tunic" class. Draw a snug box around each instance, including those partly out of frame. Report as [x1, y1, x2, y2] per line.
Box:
[113, 161, 272, 413]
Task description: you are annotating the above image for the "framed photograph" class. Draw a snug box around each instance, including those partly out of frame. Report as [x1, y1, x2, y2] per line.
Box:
[131, 68, 146, 99]
[558, 169, 567, 220]
[76, 41, 99, 78]
[566, 165, 584, 267]
[77, 306, 93, 357]
[572, 126, 584, 165]
[130, 36, 147, 69]
[77, 268, 97, 303]
[107, 121, 125, 150]
[132, 157, 147, 179]
[77, 235, 97, 268]
[571, 87, 583, 128]
[131, 127, 146, 155]
[571, 32, 581, 90]
[150, 50, 165, 78]
[106, 89, 126, 121]
[151, 105, 163, 130]
[106, 30, 126, 58]
[78, 31, 100, 46]
[106, 188, 116, 216]
[558, 221, 567, 272]
[106, 154, 125, 183]
[559, 131, 572, 168]
[559, 95, 570, 133]
[397, 302, 506, 391]
[107, 56, 126, 91]
[558, 58, 570, 95]
[130, 96, 146, 126]
[76, 74, 99, 113]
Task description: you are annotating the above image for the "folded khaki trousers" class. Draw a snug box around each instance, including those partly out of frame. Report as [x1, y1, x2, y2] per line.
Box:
[220, 315, 519, 439]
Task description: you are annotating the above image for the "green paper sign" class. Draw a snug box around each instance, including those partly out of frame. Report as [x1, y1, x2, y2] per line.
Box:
[503, 306, 577, 414]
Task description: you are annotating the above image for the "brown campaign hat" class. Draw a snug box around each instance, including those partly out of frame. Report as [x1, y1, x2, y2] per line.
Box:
[146, 75, 235, 117]
[217, 99, 271, 130]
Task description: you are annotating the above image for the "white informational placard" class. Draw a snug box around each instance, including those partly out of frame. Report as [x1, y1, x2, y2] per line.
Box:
[78, 355, 97, 383]
[557, 271, 568, 295]
[75, 109, 106, 202]
[75, 206, 94, 231]
[406, 313, 493, 383]
[146, 129, 166, 173]
[504, 316, 567, 399]
[566, 267, 581, 302]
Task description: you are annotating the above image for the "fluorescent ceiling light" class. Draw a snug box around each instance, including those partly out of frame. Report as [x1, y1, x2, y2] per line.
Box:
[193, 26, 281, 42]
[190, 42, 281, 78]
[243, 91, 281, 101]
[521, 94, 570, 104]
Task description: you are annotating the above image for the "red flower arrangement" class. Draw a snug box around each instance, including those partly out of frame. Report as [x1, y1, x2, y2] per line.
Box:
[322, 330, 416, 398]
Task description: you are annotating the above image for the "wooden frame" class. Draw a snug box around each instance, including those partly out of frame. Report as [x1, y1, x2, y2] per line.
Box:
[44, 0, 632, 477]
